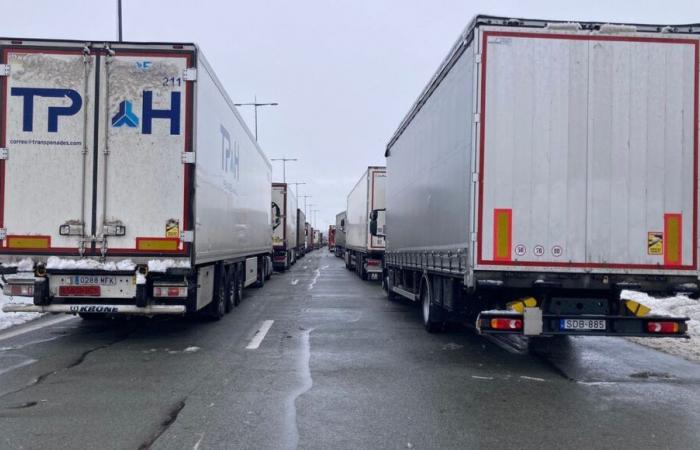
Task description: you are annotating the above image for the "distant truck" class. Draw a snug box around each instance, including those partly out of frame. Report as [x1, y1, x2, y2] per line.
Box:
[328, 226, 336, 251]
[334, 211, 346, 258]
[314, 230, 322, 249]
[271, 183, 298, 270]
[373, 15, 692, 336]
[346, 167, 386, 280]
[0, 38, 272, 320]
[296, 208, 306, 258]
[305, 223, 314, 252]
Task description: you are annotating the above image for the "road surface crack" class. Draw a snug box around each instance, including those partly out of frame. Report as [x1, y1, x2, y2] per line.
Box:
[137, 398, 187, 450]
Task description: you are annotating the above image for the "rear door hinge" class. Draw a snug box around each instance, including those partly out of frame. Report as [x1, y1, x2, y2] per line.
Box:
[180, 230, 194, 242]
[181, 152, 195, 164]
[472, 171, 479, 183]
[0, 148, 7, 160]
[0, 228, 6, 240]
[474, 113, 480, 123]
[471, 232, 477, 243]
[183, 68, 197, 81]
[474, 53, 482, 64]
[0, 65, 9, 77]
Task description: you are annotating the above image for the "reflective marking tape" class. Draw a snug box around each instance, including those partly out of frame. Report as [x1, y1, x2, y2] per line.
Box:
[135, 237, 179, 251]
[6, 235, 51, 249]
[664, 213, 682, 266]
[493, 209, 512, 261]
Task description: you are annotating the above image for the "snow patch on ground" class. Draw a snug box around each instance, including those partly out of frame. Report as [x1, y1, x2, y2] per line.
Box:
[624, 290, 700, 362]
[147, 259, 191, 273]
[0, 293, 42, 331]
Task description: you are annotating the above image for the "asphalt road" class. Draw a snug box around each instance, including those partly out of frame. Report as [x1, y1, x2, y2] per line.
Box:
[0, 250, 699, 450]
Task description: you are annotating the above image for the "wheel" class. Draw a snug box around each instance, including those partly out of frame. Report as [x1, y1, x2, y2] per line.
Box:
[208, 266, 226, 320]
[255, 257, 266, 288]
[225, 269, 235, 313]
[264, 257, 272, 280]
[234, 269, 244, 306]
[358, 256, 368, 280]
[382, 273, 398, 301]
[421, 276, 442, 333]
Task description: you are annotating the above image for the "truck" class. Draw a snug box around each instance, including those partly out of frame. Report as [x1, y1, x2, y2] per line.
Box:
[328, 225, 336, 252]
[305, 223, 313, 252]
[373, 15, 694, 336]
[296, 208, 306, 258]
[271, 182, 297, 270]
[314, 230, 322, 249]
[346, 166, 386, 280]
[0, 38, 272, 320]
[334, 211, 346, 258]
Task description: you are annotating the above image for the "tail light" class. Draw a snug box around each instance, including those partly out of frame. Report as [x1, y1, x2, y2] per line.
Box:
[490, 318, 523, 330]
[59, 286, 100, 297]
[153, 286, 188, 298]
[647, 321, 682, 334]
[4, 283, 34, 297]
[367, 259, 381, 266]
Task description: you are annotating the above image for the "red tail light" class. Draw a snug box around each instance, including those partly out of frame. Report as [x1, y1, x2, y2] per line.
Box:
[367, 259, 381, 266]
[7, 284, 34, 297]
[59, 286, 100, 296]
[647, 321, 681, 334]
[153, 286, 187, 298]
[490, 318, 523, 330]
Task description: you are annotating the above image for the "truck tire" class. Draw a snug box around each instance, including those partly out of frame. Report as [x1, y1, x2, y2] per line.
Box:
[358, 256, 368, 280]
[234, 266, 244, 306]
[382, 273, 398, 301]
[225, 269, 236, 313]
[208, 267, 226, 320]
[255, 257, 266, 288]
[420, 276, 442, 333]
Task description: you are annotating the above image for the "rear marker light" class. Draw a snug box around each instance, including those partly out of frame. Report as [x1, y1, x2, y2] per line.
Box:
[153, 286, 187, 298]
[5, 284, 34, 297]
[647, 321, 680, 334]
[490, 318, 523, 330]
[59, 285, 101, 297]
[367, 259, 381, 266]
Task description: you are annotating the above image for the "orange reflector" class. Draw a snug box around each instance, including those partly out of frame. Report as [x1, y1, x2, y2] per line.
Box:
[493, 209, 512, 261]
[664, 214, 682, 266]
[136, 238, 179, 251]
[6, 235, 50, 249]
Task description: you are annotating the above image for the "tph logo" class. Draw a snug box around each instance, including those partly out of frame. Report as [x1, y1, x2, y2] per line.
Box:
[10, 87, 82, 133]
[111, 91, 181, 135]
[220, 125, 240, 180]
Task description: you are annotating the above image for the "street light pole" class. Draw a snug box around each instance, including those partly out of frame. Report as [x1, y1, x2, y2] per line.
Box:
[117, 0, 123, 41]
[270, 157, 298, 183]
[233, 95, 279, 140]
[300, 196, 311, 220]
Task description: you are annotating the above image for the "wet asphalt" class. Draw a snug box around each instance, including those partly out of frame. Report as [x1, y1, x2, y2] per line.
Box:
[0, 249, 699, 449]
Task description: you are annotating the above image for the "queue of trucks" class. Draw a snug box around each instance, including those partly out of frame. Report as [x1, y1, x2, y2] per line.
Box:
[341, 15, 694, 339]
[0, 38, 320, 320]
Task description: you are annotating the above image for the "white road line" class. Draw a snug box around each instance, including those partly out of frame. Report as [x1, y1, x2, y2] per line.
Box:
[0, 358, 37, 376]
[291, 279, 299, 286]
[245, 320, 274, 349]
[0, 315, 76, 343]
[308, 269, 321, 290]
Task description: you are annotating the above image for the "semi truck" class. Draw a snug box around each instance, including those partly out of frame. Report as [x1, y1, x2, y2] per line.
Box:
[0, 38, 272, 320]
[346, 166, 386, 280]
[372, 15, 693, 336]
[305, 223, 313, 252]
[314, 230, 322, 249]
[271, 182, 298, 270]
[328, 225, 336, 252]
[296, 208, 306, 258]
[334, 211, 346, 258]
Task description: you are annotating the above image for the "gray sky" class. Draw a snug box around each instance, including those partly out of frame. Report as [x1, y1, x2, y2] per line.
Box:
[2, 0, 698, 231]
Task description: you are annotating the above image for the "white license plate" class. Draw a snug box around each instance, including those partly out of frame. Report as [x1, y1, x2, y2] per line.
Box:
[69, 275, 118, 286]
[560, 319, 606, 331]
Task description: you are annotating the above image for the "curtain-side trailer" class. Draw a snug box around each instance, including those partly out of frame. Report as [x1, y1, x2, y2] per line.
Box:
[374, 16, 694, 336]
[0, 38, 272, 319]
[346, 166, 386, 280]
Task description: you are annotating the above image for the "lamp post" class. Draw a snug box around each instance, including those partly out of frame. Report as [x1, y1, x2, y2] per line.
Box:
[300, 195, 311, 220]
[270, 157, 297, 183]
[233, 95, 278, 140]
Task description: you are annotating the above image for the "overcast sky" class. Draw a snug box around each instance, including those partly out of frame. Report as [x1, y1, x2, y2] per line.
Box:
[2, 0, 698, 231]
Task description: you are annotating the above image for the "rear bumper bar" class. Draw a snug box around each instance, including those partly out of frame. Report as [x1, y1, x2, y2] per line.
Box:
[2, 303, 186, 316]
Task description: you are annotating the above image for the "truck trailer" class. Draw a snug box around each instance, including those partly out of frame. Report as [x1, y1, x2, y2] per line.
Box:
[0, 38, 272, 319]
[328, 225, 336, 252]
[306, 223, 313, 252]
[346, 166, 386, 280]
[334, 211, 346, 258]
[271, 182, 298, 270]
[374, 15, 693, 336]
[296, 208, 306, 258]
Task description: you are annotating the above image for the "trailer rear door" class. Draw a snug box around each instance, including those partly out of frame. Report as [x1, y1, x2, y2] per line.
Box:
[477, 28, 698, 274]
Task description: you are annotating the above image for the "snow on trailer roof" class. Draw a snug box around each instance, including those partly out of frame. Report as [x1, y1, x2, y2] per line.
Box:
[384, 14, 700, 157]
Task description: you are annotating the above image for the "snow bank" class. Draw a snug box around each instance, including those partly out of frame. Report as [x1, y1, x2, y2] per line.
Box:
[46, 256, 135, 271]
[624, 290, 700, 362]
[147, 259, 191, 273]
[0, 292, 41, 331]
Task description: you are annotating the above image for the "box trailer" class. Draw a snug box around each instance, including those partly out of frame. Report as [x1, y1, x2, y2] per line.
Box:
[346, 166, 386, 280]
[0, 38, 272, 319]
[271, 182, 298, 270]
[314, 230, 322, 249]
[375, 16, 694, 336]
[334, 211, 346, 258]
[328, 225, 336, 251]
[296, 208, 306, 258]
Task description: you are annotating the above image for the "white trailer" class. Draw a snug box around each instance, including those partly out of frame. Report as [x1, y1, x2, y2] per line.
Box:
[345, 166, 385, 280]
[296, 208, 306, 258]
[334, 211, 346, 258]
[377, 16, 694, 336]
[271, 182, 298, 270]
[0, 38, 272, 319]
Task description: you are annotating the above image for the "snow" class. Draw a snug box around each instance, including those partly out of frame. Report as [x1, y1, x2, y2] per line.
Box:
[624, 290, 700, 362]
[0, 292, 41, 331]
[46, 256, 135, 271]
[0, 258, 34, 271]
[147, 259, 191, 273]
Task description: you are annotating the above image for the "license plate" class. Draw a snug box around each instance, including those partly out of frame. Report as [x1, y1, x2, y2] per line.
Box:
[560, 319, 606, 331]
[70, 275, 117, 286]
